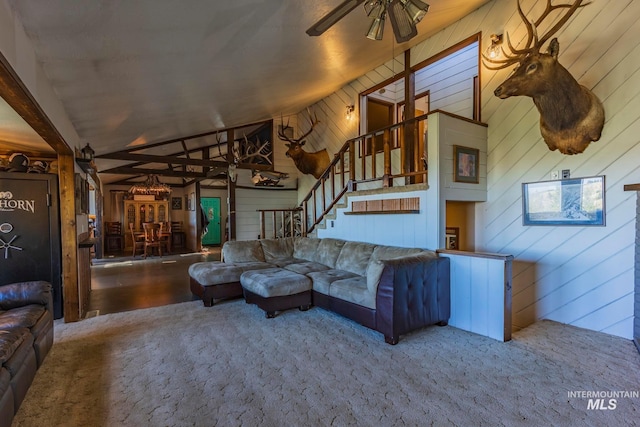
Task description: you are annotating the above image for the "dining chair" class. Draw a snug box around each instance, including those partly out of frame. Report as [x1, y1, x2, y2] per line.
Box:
[142, 222, 162, 258]
[129, 223, 145, 258]
[171, 221, 186, 251]
[159, 221, 172, 254]
[104, 221, 123, 254]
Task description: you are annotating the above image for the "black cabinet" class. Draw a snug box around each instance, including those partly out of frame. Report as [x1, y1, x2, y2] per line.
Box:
[0, 172, 62, 318]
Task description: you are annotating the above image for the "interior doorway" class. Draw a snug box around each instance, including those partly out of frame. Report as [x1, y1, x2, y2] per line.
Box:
[446, 201, 476, 251]
[366, 97, 395, 154]
[201, 197, 221, 246]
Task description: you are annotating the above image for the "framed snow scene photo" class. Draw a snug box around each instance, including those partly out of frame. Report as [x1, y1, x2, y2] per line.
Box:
[522, 176, 605, 226]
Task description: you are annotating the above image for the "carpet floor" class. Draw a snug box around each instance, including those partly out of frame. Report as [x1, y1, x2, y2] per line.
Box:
[12, 300, 640, 426]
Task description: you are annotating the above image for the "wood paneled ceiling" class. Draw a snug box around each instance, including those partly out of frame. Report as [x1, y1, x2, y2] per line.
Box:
[1, 0, 491, 184]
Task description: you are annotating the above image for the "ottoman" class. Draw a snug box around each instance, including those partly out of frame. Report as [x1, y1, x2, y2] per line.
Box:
[240, 268, 312, 318]
[189, 261, 273, 306]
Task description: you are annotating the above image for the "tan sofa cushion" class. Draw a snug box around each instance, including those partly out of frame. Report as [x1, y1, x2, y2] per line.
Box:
[365, 246, 426, 292]
[222, 240, 265, 263]
[293, 237, 321, 260]
[240, 268, 311, 298]
[307, 269, 359, 295]
[260, 237, 294, 262]
[188, 261, 272, 286]
[335, 241, 376, 276]
[284, 261, 330, 275]
[329, 277, 374, 309]
[312, 238, 347, 268]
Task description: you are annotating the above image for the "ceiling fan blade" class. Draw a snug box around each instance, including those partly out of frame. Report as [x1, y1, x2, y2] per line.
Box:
[306, 0, 366, 36]
[388, 0, 418, 43]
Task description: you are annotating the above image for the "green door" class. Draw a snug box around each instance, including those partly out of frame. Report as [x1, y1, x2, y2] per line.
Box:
[201, 197, 221, 246]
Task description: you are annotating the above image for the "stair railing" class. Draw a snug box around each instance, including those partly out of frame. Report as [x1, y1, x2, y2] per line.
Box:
[300, 113, 429, 234]
[255, 113, 429, 238]
[257, 208, 304, 239]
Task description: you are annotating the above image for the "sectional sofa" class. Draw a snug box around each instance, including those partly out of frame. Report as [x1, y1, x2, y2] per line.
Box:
[189, 237, 450, 344]
[0, 280, 54, 427]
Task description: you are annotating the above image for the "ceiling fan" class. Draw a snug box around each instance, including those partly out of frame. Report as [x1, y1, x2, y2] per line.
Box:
[306, 0, 430, 43]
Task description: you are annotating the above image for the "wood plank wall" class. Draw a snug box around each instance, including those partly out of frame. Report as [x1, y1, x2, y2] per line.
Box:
[318, 189, 429, 248]
[478, 0, 639, 338]
[440, 251, 513, 342]
[303, 0, 640, 339]
[235, 187, 298, 241]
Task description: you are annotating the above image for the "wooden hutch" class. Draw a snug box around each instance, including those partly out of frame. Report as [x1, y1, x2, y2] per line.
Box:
[123, 195, 169, 251]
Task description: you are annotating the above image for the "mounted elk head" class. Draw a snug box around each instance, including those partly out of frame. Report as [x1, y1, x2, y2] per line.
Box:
[278, 109, 331, 179]
[484, 0, 604, 155]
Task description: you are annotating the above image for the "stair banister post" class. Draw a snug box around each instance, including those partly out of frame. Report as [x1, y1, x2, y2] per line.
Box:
[349, 140, 356, 182]
[383, 128, 392, 188]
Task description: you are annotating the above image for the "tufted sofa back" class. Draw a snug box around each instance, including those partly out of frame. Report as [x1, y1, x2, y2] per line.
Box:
[223, 236, 438, 292]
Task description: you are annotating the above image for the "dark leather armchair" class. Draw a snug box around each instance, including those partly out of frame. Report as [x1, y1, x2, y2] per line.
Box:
[0, 280, 53, 427]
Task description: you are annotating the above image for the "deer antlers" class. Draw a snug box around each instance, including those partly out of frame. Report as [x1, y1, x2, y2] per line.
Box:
[277, 108, 320, 145]
[483, 0, 589, 70]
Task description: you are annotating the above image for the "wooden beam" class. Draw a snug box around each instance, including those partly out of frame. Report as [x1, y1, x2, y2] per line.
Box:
[403, 49, 416, 184]
[196, 182, 202, 250]
[107, 119, 272, 154]
[96, 152, 227, 168]
[227, 129, 236, 241]
[103, 167, 210, 178]
[58, 153, 80, 322]
[0, 52, 72, 155]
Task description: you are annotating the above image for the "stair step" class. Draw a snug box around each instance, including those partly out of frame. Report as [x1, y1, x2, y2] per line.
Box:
[313, 183, 428, 233]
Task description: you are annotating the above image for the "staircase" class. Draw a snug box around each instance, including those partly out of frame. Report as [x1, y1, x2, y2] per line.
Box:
[259, 113, 429, 238]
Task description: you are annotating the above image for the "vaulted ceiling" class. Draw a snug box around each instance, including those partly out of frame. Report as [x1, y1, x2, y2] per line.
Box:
[0, 0, 491, 184]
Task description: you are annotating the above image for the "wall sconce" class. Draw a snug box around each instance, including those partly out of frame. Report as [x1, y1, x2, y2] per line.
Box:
[80, 143, 95, 161]
[486, 34, 503, 60]
[345, 104, 355, 121]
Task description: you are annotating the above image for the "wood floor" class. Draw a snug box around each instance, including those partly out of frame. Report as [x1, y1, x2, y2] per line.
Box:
[88, 248, 221, 316]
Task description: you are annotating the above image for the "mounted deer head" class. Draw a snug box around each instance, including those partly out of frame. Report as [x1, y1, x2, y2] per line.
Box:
[278, 108, 331, 179]
[483, 0, 604, 155]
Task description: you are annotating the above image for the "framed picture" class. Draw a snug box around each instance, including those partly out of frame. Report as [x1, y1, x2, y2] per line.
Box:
[522, 176, 605, 226]
[171, 197, 182, 210]
[453, 145, 479, 183]
[445, 227, 459, 250]
[74, 173, 89, 214]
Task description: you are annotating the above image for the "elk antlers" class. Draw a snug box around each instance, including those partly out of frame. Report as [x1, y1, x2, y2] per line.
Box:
[277, 108, 320, 145]
[240, 135, 273, 165]
[483, 0, 589, 70]
[216, 130, 273, 165]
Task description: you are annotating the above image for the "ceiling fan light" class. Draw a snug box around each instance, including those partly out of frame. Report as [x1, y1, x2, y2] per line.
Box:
[364, 0, 385, 18]
[388, 0, 417, 43]
[401, 0, 429, 25]
[364, 0, 383, 17]
[366, 13, 386, 40]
